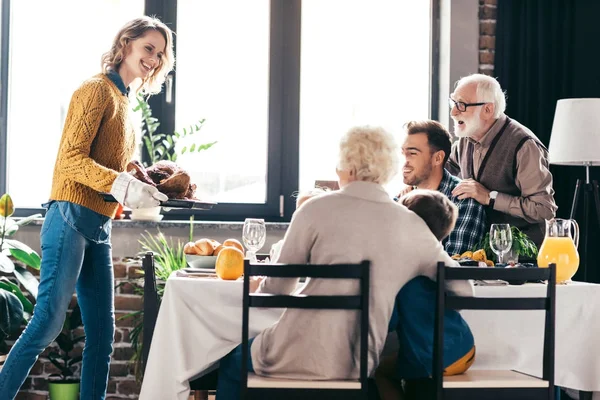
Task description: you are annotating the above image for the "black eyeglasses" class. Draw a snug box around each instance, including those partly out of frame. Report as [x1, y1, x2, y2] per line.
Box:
[448, 98, 487, 112]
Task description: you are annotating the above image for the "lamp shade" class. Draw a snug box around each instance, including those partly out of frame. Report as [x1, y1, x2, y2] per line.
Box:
[548, 98, 600, 166]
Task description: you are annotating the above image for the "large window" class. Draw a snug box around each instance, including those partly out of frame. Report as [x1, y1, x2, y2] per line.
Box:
[299, 1, 431, 193]
[175, 0, 270, 204]
[1, 0, 434, 221]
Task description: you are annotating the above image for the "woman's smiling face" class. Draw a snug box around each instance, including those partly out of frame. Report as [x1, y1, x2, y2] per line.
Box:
[119, 29, 166, 86]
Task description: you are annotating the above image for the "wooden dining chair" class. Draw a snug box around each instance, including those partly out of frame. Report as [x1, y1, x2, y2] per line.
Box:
[432, 262, 557, 400]
[141, 252, 219, 399]
[241, 259, 372, 400]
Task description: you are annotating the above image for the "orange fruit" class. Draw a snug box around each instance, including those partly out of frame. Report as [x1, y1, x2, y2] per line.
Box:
[223, 238, 244, 253]
[213, 244, 225, 256]
[215, 247, 245, 280]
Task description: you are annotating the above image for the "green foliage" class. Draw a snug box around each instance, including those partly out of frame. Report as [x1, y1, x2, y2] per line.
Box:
[473, 226, 538, 262]
[138, 230, 187, 282]
[48, 304, 85, 381]
[0, 194, 42, 353]
[133, 96, 217, 167]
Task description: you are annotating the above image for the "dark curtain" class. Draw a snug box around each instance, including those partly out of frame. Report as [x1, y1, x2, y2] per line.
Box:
[495, 0, 600, 283]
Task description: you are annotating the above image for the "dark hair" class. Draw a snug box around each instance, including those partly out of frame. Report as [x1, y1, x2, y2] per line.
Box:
[404, 120, 452, 165]
[400, 189, 458, 241]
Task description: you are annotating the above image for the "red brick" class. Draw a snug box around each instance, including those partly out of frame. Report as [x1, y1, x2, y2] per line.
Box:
[16, 392, 47, 400]
[479, 51, 495, 65]
[112, 347, 134, 361]
[114, 262, 127, 278]
[29, 360, 44, 375]
[128, 266, 144, 279]
[479, 35, 495, 50]
[484, 0, 497, 4]
[115, 312, 138, 328]
[107, 379, 117, 393]
[114, 329, 122, 342]
[117, 281, 141, 295]
[110, 362, 130, 376]
[32, 378, 48, 391]
[117, 379, 141, 395]
[478, 67, 495, 76]
[115, 295, 143, 311]
[480, 21, 496, 36]
[480, 5, 497, 19]
[44, 362, 61, 375]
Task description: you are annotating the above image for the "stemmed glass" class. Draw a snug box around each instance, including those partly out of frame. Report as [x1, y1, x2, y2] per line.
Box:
[489, 224, 512, 265]
[242, 218, 266, 263]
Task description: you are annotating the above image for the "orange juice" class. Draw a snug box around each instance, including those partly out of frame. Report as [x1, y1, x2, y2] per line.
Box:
[537, 237, 580, 283]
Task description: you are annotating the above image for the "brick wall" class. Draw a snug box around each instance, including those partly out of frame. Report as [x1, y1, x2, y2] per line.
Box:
[6, 258, 144, 400]
[479, 0, 497, 76]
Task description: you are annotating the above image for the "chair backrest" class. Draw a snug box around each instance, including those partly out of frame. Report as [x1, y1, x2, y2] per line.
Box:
[241, 259, 371, 397]
[141, 252, 160, 376]
[433, 262, 556, 399]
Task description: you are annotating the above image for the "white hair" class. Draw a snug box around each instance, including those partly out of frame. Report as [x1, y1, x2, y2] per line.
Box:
[455, 74, 507, 118]
[337, 126, 399, 185]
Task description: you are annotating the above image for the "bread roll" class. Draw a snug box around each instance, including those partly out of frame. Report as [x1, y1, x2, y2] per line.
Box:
[223, 238, 244, 253]
[213, 244, 225, 256]
[194, 238, 217, 256]
[184, 242, 197, 255]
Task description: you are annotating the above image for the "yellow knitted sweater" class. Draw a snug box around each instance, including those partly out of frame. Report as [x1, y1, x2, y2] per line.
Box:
[50, 73, 136, 218]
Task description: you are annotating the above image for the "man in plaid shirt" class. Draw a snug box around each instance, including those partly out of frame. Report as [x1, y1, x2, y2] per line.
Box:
[398, 120, 486, 255]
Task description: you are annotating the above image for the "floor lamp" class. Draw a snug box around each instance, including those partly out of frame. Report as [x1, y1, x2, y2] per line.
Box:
[549, 98, 600, 282]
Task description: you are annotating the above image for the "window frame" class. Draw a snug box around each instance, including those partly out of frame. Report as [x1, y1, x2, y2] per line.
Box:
[2, 0, 440, 222]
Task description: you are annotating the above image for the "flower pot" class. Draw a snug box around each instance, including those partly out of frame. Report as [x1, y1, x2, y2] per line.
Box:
[48, 380, 80, 400]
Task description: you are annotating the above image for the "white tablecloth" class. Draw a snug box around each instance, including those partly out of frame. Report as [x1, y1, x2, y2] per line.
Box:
[140, 277, 600, 400]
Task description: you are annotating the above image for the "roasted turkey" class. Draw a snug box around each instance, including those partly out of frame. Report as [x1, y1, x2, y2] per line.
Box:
[126, 160, 197, 200]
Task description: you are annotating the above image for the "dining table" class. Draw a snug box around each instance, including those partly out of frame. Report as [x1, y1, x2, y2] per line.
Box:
[139, 274, 600, 400]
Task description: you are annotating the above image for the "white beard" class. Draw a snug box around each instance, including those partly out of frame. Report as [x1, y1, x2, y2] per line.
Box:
[453, 110, 484, 138]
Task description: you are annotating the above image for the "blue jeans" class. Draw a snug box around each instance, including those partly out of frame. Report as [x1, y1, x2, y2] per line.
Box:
[0, 201, 115, 400]
[216, 338, 255, 400]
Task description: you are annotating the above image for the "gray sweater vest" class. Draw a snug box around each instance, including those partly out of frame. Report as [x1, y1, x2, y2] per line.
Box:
[455, 118, 548, 247]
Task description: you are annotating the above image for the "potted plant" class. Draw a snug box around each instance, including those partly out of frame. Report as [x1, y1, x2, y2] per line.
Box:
[133, 96, 217, 167]
[47, 304, 85, 400]
[0, 193, 41, 358]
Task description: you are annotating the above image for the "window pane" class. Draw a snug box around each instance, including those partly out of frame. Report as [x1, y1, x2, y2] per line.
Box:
[6, 1, 144, 208]
[299, 1, 431, 193]
[175, 0, 270, 204]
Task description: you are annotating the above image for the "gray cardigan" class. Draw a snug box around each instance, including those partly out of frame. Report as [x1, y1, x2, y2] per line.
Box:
[251, 181, 473, 380]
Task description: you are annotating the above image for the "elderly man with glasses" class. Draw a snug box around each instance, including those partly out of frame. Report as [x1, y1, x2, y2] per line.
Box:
[446, 73, 557, 248]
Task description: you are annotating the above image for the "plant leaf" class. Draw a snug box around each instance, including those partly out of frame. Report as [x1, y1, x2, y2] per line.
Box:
[0, 288, 24, 336]
[0, 277, 33, 316]
[14, 266, 39, 298]
[0, 253, 15, 273]
[9, 248, 41, 270]
[0, 194, 14, 217]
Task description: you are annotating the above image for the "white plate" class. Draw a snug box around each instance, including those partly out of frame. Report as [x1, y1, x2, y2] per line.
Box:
[185, 255, 217, 268]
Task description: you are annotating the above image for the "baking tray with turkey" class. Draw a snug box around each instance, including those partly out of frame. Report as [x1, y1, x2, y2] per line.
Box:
[100, 160, 216, 210]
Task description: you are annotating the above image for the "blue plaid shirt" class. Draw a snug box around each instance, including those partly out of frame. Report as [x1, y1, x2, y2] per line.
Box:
[439, 169, 487, 255]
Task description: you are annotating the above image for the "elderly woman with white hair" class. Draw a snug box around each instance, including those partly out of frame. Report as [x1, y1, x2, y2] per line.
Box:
[215, 125, 472, 399]
[446, 73, 556, 247]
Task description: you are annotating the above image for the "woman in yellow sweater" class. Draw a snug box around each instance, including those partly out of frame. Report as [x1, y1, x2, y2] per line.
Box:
[0, 16, 174, 400]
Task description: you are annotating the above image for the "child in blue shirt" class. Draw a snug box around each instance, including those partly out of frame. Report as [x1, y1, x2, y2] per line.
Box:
[376, 189, 475, 399]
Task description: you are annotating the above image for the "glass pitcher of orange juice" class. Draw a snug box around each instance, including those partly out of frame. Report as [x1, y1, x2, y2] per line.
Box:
[537, 218, 579, 283]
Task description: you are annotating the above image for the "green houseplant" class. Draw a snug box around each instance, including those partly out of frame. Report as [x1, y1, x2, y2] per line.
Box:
[133, 96, 217, 167]
[0, 193, 41, 356]
[473, 225, 538, 263]
[47, 304, 85, 400]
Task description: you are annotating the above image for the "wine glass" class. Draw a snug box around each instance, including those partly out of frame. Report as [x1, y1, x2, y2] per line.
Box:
[489, 224, 512, 265]
[242, 218, 266, 262]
